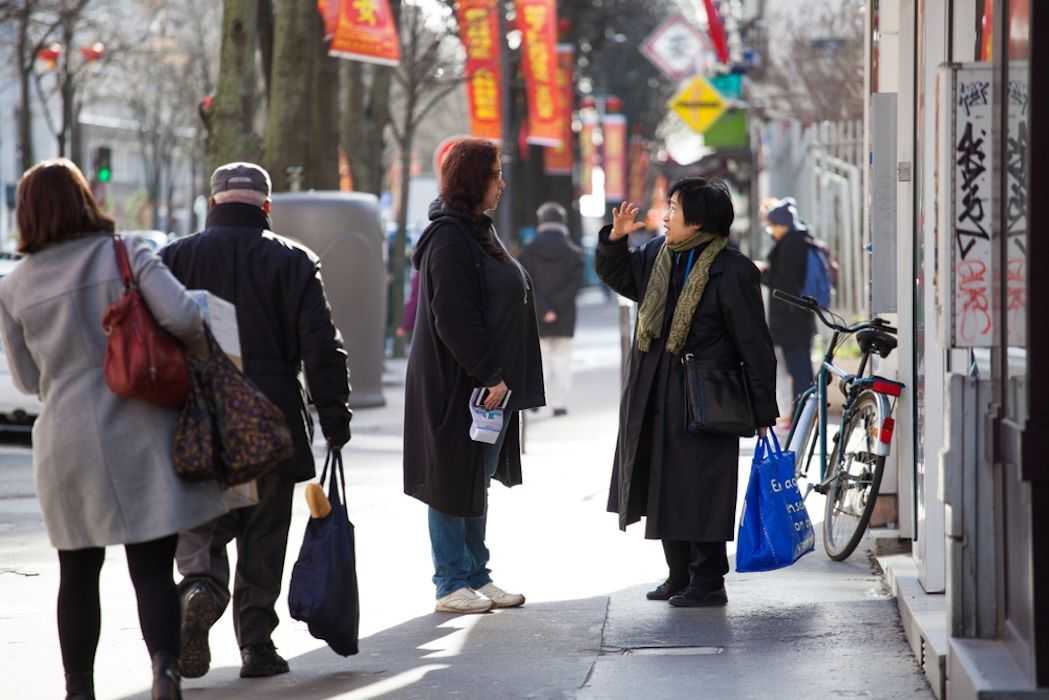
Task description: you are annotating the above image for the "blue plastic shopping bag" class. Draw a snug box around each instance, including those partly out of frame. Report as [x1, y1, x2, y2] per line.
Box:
[736, 433, 815, 572]
[288, 449, 359, 656]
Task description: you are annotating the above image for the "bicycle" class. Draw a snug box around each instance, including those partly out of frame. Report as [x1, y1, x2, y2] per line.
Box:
[773, 290, 905, 561]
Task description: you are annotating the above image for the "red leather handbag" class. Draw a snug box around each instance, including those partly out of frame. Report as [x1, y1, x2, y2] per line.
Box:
[101, 236, 189, 409]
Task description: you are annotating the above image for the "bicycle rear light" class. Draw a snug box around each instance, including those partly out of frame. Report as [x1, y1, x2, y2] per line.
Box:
[871, 379, 903, 397]
[879, 417, 896, 445]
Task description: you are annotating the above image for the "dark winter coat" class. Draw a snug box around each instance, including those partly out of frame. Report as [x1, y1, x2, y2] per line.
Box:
[161, 203, 352, 483]
[518, 223, 585, 338]
[402, 200, 545, 518]
[762, 229, 816, 348]
[596, 226, 778, 541]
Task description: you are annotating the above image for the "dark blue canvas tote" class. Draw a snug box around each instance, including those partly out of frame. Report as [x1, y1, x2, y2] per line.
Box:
[736, 433, 815, 572]
[288, 449, 360, 656]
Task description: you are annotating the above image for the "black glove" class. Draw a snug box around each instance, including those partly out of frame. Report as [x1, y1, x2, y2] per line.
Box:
[326, 424, 351, 450]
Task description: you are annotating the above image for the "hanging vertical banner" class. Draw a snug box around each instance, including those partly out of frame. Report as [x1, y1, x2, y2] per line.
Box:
[627, 139, 650, 205]
[329, 0, 401, 66]
[457, 0, 503, 141]
[602, 114, 627, 202]
[579, 113, 598, 195]
[544, 45, 575, 175]
[516, 0, 562, 147]
[318, 0, 340, 39]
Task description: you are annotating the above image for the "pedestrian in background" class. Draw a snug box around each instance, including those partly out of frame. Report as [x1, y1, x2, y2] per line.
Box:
[596, 178, 778, 608]
[0, 159, 228, 700]
[403, 138, 544, 614]
[395, 268, 421, 341]
[761, 197, 816, 429]
[161, 163, 352, 680]
[518, 202, 584, 417]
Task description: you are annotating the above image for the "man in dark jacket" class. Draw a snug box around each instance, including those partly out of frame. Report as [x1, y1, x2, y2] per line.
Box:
[761, 198, 816, 415]
[162, 163, 352, 679]
[518, 202, 584, 416]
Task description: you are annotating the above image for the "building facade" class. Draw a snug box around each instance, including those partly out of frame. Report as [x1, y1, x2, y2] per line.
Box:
[866, 0, 1047, 696]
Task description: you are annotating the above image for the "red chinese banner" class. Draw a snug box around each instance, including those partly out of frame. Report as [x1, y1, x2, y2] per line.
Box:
[516, 0, 561, 147]
[329, 0, 401, 66]
[544, 44, 575, 175]
[457, 0, 502, 141]
[627, 138, 650, 205]
[318, 0, 340, 39]
[579, 114, 597, 195]
[602, 114, 627, 202]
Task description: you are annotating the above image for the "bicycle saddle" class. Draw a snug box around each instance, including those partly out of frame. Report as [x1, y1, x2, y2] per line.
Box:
[857, 328, 898, 358]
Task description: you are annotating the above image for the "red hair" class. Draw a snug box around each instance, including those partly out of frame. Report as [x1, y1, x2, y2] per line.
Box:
[16, 158, 114, 254]
[439, 138, 500, 214]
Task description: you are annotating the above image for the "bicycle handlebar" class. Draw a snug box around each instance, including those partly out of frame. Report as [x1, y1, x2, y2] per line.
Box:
[771, 290, 897, 336]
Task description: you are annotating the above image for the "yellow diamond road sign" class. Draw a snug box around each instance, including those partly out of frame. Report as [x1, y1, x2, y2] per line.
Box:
[669, 76, 726, 134]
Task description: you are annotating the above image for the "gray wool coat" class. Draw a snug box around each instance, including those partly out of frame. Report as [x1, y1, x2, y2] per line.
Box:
[0, 234, 228, 550]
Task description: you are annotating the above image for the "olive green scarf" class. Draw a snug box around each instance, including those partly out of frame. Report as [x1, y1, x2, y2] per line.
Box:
[636, 232, 728, 354]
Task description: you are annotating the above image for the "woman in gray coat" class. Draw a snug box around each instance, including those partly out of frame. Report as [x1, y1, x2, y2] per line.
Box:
[0, 160, 227, 700]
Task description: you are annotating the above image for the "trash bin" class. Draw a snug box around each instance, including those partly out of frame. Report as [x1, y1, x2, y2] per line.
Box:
[270, 192, 386, 409]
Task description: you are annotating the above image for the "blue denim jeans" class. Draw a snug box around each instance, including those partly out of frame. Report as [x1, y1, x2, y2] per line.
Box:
[428, 418, 510, 598]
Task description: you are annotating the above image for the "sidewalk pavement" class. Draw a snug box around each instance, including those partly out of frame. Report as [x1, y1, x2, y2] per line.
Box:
[0, 291, 932, 699]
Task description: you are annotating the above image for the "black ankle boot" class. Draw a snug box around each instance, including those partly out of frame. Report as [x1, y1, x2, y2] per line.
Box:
[64, 671, 95, 700]
[151, 652, 182, 700]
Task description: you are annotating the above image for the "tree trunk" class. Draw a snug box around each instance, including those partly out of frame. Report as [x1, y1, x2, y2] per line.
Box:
[208, 0, 261, 174]
[57, 14, 74, 158]
[340, 62, 393, 196]
[16, 9, 34, 173]
[308, 11, 340, 190]
[390, 118, 415, 358]
[257, 0, 274, 104]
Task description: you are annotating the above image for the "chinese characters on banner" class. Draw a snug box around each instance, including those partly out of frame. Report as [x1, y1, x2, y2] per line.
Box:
[328, 0, 401, 66]
[944, 65, 994, 347]
[516, 0, 561, 147]
[627, 138, 650, 205]
[602, 114, 627, 203]
[457, 0, 503, 140]
[1006, 64, 1028, 347]
[544, 45, 575, 175]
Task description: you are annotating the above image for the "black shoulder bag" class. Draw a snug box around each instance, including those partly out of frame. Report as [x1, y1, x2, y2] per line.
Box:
[681, 353, 756, 438]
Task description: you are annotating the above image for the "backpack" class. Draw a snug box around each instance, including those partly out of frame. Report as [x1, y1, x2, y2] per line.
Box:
[801, 239, 836, 308]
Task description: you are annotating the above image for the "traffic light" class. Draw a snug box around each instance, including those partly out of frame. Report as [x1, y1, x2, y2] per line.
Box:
[93, 145, 112, 184]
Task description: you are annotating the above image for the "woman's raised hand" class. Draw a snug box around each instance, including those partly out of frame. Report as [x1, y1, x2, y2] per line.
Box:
[610, 202, 646, 241]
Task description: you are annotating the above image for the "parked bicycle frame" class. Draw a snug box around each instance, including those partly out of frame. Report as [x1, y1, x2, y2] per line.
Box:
[774, 290, 905, 561]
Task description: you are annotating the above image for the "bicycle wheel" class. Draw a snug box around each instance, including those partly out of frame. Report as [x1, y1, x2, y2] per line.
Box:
[822, 391, 886, 561]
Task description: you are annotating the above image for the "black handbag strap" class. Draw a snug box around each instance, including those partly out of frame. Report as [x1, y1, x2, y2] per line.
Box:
[319, 448, 347, 508]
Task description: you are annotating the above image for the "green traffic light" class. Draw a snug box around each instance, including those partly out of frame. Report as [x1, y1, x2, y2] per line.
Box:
[97, 167, 111, 183]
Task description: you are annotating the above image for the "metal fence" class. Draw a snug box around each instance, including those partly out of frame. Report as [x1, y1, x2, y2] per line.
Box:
[762, 119, 867, 317]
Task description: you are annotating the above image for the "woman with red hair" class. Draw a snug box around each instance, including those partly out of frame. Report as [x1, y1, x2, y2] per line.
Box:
[402, 139, 545, 614]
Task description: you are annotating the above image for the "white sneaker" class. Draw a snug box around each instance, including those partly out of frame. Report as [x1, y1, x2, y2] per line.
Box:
[435, 587, 493, 614]
[478, 582, 526, 608]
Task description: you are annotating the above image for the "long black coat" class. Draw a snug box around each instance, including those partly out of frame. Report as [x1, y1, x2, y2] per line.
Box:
[403, 202, 544, 518]
[518, 224, 584, 338]
[763, 229, 816, 348]
[161, 203, 352, 483]
[596, 227, 778, 541]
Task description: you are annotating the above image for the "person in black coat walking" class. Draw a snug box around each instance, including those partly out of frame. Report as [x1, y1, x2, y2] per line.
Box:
[596, 178, 778, 608]
[761, 198, 816, 412]
[403, 139, 544, 615]
[518, 202, 584, 416]
[160, 163, 352, 679]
